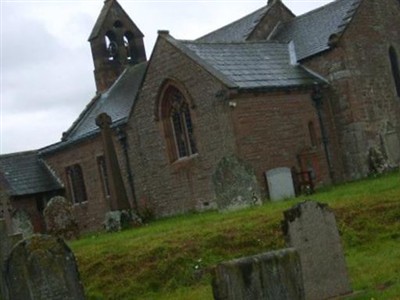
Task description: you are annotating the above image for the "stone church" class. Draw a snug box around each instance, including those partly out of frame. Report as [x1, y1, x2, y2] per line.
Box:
[1, 0, 399, 233]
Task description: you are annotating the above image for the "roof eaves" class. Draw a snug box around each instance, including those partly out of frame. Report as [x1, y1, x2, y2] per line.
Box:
[237, 82, 316, 93]
[298, 64, 329, 86]
[164, 35, 238, 88]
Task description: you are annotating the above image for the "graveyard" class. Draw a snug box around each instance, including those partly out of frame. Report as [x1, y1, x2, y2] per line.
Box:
[65, 171, 400, 299]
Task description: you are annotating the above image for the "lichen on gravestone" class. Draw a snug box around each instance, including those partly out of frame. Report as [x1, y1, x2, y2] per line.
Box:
[104, 210, 140, 232]
[212, 155, 262, 211]
[282, 201, 352, 300]
[44, 196, 79, 240]
[5, 234, 85, 300]
[212, 248, 304, 300]
[11, 209, 33, 238]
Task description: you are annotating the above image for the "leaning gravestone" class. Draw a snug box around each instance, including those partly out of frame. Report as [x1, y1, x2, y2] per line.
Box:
[265, 167, 295, 201]
[5, 235, 85, 300]
[282, 201, 352, 300]
[44, 196, 79, 239]
[212, 248, 304, 300]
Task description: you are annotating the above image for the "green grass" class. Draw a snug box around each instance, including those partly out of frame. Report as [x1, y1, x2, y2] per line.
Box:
[70, 172, 400, 299]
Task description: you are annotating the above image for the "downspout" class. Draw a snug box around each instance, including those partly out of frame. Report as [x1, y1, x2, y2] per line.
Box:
[312, 84, 334, 182]
[116, 127, 138, 213]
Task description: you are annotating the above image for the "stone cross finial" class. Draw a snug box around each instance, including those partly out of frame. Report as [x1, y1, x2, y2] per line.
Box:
[95, 112, 112, 129]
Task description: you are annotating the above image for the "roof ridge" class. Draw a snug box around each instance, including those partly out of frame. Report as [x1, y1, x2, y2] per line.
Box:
[181, 40, 288, 46]
[196, 4, 270, 42]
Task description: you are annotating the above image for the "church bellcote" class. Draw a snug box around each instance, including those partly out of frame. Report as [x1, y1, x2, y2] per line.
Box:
[88, 0, 147, 92]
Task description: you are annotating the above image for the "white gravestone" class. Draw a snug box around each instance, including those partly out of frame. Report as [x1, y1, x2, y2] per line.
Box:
[265, 167, 295, 201]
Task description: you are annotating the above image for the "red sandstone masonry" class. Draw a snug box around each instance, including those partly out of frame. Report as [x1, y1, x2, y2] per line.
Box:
[303, 0, 400, 180]
[43, 134, 134, 233]
[127, 36, 237, 217]
[231, 91, 331, 191]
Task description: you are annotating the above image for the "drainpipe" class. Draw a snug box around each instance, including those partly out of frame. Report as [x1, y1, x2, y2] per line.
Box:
[116, 127, 138, 213]
[312, 84, 334, 181]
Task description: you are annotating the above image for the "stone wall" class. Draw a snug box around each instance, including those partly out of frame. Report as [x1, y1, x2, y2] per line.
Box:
[127, 35, 237, 217]
[43, 133, 134, 233]
[231, 91, 331, 190]
[303, 0, 400, 180]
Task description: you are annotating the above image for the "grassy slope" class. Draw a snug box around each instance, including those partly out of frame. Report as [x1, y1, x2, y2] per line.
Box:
[70, 172, 400, 299]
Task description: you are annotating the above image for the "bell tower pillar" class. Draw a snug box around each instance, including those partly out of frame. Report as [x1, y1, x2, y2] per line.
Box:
[88, 0, 146, 92]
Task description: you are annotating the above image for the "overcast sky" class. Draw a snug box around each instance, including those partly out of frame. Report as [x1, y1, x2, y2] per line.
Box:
[1, 0, 331, 155]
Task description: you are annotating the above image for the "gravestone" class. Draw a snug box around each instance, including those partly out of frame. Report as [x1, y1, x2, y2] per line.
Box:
[104, 210, 134, 232]
[5, 234, 85, 300]
[44, 196, 79, 239]
[212, 248, 304, 300]
[213, 155, 261, 210]
[265, 167, 295, 201]
[282, 201, 352, 300]
[0, 219, 23, 300]
[11, 209, 33, 238]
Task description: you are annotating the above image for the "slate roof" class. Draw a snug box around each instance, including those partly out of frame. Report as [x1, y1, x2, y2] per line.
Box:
[273, 0, 362, 60]
[196, 0, 362, 61]
[64, 62, 147, 141]
[172, 38, 323, 89]
[0, 151, 62, 196]
[197, 5, 271, 43]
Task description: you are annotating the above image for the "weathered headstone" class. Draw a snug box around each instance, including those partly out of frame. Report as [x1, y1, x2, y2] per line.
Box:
[44, 196, 79, 239]
[282, 201, 352, 300]
[11, 209, 33, 238]
[212, 248, 304, 300]
[265, 167, 295, 201]
[213, 155, 261, 210]
[104, 210, 137, 232]
[0, 219, 23, 300]
[5, 234, 85, 300]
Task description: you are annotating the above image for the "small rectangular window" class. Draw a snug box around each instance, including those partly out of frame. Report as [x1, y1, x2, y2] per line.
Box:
[65, 164, 87, 204]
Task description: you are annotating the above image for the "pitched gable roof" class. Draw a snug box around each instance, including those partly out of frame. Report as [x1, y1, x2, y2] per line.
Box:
[167, 36, 324, 90]
[88, 0, 143, 41]
[273, 0, 362, 60]
[62, 61, 147, 142]
[0, 151, 62, 196]
[197, 5, 271, 43]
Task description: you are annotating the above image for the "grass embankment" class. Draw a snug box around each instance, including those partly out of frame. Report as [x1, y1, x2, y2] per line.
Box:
[70, 172, 400, 299]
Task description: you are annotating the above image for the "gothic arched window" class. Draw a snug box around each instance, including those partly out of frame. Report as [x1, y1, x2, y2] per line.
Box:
[160, 85, 197, 161]
[389, 46, 400, 97]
